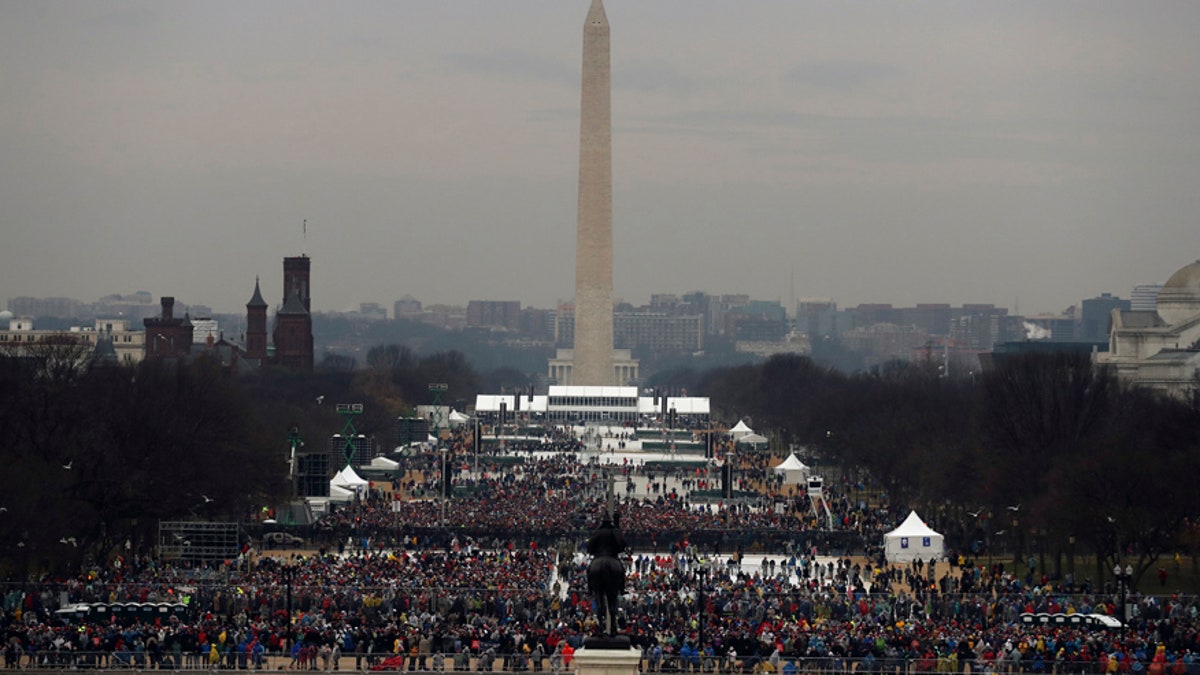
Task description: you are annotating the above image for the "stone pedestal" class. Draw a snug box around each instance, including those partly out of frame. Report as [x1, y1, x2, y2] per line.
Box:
[573, 644, 642, 675]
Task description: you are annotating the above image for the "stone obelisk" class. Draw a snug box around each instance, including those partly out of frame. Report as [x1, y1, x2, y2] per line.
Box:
[572, 0, 615, 386]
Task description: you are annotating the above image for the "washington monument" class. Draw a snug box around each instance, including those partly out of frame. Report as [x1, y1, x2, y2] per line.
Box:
[572, 0, 615, 386]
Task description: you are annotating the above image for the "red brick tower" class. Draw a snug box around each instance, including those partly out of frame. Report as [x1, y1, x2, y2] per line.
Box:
[273, 256, 314, 371]
[245, 277, 269, 360]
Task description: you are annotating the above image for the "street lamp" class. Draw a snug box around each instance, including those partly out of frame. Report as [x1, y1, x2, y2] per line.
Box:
[473, 418, 480, 474]
[287, 427, 303, 499]
[695, 563, 709, 657]
[440, 448, 450, 527]
[1068, 536, 1076, 585]
[281, 563, 295, 628]
[1114, 564, 1133, 634]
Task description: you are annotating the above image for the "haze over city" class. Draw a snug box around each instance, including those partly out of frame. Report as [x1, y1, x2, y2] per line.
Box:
[3, 1, 1198, 315]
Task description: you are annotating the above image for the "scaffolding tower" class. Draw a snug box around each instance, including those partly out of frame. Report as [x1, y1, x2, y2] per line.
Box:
[158, 521, 240, 561]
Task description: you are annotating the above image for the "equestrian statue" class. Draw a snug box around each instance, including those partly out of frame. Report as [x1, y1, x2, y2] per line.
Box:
[586, 509, 628, 644]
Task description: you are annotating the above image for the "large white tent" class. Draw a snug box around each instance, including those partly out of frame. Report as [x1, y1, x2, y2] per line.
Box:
[329, 466, 370, 502]
[328, 484, 357, 502]
[883, 511, 945, 563]
[729, 420, 753, 439]
[772, 453, 809, 484]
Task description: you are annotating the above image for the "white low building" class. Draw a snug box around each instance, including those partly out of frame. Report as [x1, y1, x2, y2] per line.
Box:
[0, 316, 145, 365]
[475, 385, 710, 425]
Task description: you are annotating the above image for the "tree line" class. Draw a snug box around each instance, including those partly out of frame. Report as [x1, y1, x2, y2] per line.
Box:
[0, 342, 487, 576]
[695, 352, 1200, 585]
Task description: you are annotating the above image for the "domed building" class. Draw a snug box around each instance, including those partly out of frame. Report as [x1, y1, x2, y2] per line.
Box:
[1155, 260, 1200, 325]
[1101, 260, 1200, 398]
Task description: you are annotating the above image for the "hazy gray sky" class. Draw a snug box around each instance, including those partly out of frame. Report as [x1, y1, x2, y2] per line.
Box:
[3, 1, 1198, 316]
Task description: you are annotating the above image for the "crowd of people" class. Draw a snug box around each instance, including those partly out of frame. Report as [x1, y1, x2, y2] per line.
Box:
[315, 429, 892, 555]
[5, 541, 1200, 674]
[4, 430, 1200, 674]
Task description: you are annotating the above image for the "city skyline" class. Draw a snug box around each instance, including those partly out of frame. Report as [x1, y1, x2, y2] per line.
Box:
[3, 2, 1198, 316]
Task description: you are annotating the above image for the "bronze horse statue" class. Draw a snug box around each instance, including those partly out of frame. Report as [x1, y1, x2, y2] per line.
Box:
[586, 511, 627, 637]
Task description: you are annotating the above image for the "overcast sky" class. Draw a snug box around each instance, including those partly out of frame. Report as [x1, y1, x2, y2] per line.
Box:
[3, 1, 1198, 316]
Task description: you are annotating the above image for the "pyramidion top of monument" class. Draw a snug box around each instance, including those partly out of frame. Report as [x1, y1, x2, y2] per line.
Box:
[586, 0, 608, 29]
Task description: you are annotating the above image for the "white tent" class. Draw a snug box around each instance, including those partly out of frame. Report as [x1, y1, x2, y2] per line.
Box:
[772, 453, 809, 484]
[883, 511, 945, 563]
[448, 410, 471, 426]
[737, 433, 768, 447]
[729, 420, 754, 439]
[369, 455, 400, 470]
[329, 466, 370, 502]
[332, 465, 369, 487]
[328, 484, 356, 502]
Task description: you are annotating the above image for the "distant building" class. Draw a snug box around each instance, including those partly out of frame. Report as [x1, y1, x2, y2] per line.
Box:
[519, 307, 557, 343]
[357, 303, 388, 321]
[681, 291, 715, 333]
[556, 307, 703, 353]
[467, 300, 522, 331]
[735, 335, 811, 358]
[795, 299, 838, 339]
[1130, 284, 1163, 312]
[1, 316, 144, 365]
[272, 256, 314, 371]
[1022, 313, 1078, 342]
[948, 307, 1015, 350]
[394, 296, 423, 320]
[613, 312, 703, 353]
[724, 301, 787, 342]
[191, 317, 220, 345]
[548, 348, 639, 386]
[95, 292, 160, 322]
[245, 278, 269, 360]
[7, 296, 81, 319]
[841, 322, 929, 367]
[849, 304, 899, 328]
[475, 385, 709, 426]
[909, 304, 953, 336]
[980, 339, 1105, 373]
[143, 297, 194, 360]
[417, 305, 467, 331]
[711, 294, 752, 336]
[172, 257, 315, 373]
[1102, 260, 1200, 398]
[1079, 293, 1130, 343]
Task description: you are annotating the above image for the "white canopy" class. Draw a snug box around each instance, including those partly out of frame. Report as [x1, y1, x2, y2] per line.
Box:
[331, 465, 369, 488]
[729, 420, 754, 438]
[883, 511, 944, 563]
[328, 484, 357, 502]
[737, 432, 768, 447]
[773, 453, 809, 484]
[329, 466, 369, 503]
[369, 455, 400, 470]
[448, 410, 471, 426]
